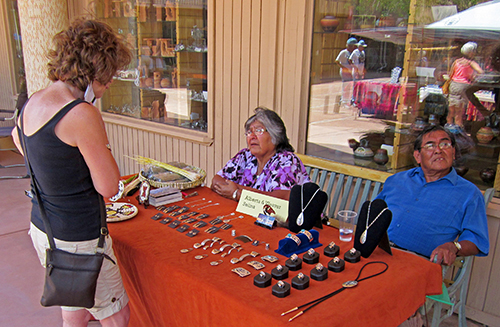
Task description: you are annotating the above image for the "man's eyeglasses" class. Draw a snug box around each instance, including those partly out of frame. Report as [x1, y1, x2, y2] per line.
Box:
[244, 127, 266, 137]
[421, 142, 453, 151]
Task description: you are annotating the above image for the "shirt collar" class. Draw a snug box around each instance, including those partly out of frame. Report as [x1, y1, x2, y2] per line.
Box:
[410, 166, 458, 185]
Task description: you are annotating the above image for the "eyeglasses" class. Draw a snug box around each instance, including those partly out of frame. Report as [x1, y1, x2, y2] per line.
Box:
[421, 142, 453, 151]
[244, 127, 266, 137]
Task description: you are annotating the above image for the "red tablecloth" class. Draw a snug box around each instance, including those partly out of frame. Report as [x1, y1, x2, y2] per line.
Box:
[108, 186, 442, 327]
[354, 81, 401, 117]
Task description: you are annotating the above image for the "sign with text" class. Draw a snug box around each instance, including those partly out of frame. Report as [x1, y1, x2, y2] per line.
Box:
[236, 189, 289, 223]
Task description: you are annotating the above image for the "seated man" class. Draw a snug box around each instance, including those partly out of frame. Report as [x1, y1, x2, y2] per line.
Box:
[376, 125, 489, 265]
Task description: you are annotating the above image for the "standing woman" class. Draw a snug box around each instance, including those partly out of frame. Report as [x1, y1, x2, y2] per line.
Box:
[446, 41, 485, 131]
[11, 20, 132, 327]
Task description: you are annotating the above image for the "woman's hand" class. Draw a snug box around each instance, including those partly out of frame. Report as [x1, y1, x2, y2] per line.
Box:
[211, 175, 240, 200]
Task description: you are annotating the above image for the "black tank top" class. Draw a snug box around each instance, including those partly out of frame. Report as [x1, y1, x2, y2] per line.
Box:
[22, 99, 102, 241]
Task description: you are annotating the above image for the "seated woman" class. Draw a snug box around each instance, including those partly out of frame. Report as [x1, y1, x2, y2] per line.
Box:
[211, 107, 310, 201]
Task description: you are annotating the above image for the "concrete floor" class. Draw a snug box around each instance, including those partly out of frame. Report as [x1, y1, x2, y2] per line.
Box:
[0, 139, 487, 327]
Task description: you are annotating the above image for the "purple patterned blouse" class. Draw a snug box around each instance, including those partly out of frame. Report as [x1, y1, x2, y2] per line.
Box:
[216, 148, 311, 192]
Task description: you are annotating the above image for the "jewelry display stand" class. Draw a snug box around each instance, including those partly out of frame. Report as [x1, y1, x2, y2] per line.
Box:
[254, 271, 272, 288]
[353, 199, 393, 258]
[287, 183, 328, 233]
[272, 281, 291, 298]
[344, 249, 361, 263]
[275, 229, 322, 257]
[291, 273, 310, 290]
[324, 242, 340, 257]
[328, 257, 345, 272]
[285, 254, 303, 271]
[310, 264, 328, 281]
[303, 249, 320, 264]
[271, 264, 289, 280]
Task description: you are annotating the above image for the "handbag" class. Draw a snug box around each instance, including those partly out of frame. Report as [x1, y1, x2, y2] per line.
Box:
[18, 107, 111, 308]
[442, 62, 456, 95]
[442, 78, 451, 95]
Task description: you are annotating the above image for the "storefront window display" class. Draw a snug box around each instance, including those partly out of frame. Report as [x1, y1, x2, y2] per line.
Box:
[307, 0, 500, 191]
[93, 0, 208, 132]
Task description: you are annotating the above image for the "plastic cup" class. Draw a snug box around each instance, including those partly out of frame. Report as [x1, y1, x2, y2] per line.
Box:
[338, 210, 357, 242]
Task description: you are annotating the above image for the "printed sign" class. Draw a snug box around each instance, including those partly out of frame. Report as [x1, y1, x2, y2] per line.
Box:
[236, 189, 288, 223]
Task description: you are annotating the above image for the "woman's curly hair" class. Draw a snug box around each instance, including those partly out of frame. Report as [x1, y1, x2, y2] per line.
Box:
[47, 19, 132, 91]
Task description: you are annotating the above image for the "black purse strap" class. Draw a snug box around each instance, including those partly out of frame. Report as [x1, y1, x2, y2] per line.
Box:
[17, 104, 107, 251]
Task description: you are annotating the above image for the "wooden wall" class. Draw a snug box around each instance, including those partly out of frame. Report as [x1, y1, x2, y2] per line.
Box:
[466, 206, 500, 326]
[105, 0, 314, 183]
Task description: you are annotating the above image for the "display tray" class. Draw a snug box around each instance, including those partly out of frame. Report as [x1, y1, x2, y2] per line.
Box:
[106, 202, 139, 222]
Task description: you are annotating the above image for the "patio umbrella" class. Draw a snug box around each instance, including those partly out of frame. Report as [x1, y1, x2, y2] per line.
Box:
[426, 0, 500, 40]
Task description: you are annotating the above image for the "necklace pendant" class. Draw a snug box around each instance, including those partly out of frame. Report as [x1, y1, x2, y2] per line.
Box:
[296, 212, 304, 226]
[360, 230, 367, 244]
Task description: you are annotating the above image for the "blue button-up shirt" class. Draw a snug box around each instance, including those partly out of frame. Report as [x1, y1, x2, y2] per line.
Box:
[376, 167, 489, 257]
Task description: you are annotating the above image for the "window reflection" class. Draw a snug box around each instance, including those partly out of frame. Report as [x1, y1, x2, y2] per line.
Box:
[308, 0, 500, 191]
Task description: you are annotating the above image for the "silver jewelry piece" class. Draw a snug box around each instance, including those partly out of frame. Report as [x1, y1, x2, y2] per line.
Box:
[360, 203, 389, 244]
[297, 186, 321, 226]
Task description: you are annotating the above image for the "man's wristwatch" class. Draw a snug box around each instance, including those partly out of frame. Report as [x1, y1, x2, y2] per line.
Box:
[232, 189, 239, 200]
[453, 241, 462, 254]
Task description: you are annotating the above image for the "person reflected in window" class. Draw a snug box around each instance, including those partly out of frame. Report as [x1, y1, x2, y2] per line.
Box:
[376, 125, 489, 266]
[211, 107, 310, 201]
[350, 40, 367, 80]
[446, 42, 487, 132]
[335, 37, 358, 106]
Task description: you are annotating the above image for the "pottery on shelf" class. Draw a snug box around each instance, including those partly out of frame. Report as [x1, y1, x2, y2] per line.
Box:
[348, 138, 360, 151]
[454, 165, 469, 177]
[373, 149, 389, 165]
[354, 147, 374, 158]
[479, 168, 496, 184]
[320, 15, 340, 33]
[477, 127, 495, 144]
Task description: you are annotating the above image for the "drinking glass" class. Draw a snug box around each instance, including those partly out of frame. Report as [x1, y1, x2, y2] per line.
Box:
[338, 210, 357, 242]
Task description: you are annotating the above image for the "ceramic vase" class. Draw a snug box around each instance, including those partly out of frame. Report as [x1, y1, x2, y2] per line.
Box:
[479, 168, 496, 184]
[477, 127, 494, 144]
[320, 15, 340, 33]
[373, 149, 389, 165]
[348, 138, 360, 151]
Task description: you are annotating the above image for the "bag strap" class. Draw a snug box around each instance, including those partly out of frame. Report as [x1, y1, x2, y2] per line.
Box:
[17, 103, 107, 251]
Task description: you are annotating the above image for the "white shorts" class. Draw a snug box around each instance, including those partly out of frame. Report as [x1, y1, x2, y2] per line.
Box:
[29, 223, 129, 320]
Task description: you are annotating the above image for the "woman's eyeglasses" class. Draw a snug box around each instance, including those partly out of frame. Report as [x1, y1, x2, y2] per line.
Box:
[421, 142, 453, 151]
[244, 127, 266, 137]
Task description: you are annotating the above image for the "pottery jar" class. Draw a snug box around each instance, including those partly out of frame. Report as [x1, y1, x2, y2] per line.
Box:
[477, 127, 494, 144]
[320, 15, 340, 33]
[373, 149, 389, 165]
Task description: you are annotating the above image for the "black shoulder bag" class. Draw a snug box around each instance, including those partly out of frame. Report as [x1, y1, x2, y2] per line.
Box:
[18, 108, 111, 308]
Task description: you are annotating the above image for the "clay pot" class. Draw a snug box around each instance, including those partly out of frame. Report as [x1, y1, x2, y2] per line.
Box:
[479, 168, 496, 184]
[320, 15, 340, 33]
[160, 78, 171, 88]
[348, 138, 360, 151]
[354, 147, 374, 158]
[477, 127, 495, 144]
[454, 166, 469, 177]
[373, 149, 389, 165]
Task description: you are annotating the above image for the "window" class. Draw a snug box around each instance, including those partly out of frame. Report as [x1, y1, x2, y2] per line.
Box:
[94, 0, 208, 133]
[307, 0, 500, 191]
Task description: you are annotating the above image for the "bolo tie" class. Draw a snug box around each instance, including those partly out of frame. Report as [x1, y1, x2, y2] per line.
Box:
[281, 261, 389, 322]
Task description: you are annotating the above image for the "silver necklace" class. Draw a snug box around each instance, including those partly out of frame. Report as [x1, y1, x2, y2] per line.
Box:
[360, 203, 388, 244]
[296, 186, 321, 226]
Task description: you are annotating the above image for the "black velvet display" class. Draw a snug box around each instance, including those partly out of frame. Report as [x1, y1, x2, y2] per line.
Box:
[287, 183, 328, 233]
[353, 199, 393, 258]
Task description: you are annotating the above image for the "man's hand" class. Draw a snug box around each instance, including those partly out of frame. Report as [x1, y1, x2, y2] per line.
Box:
[430, 242, 457, 266]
